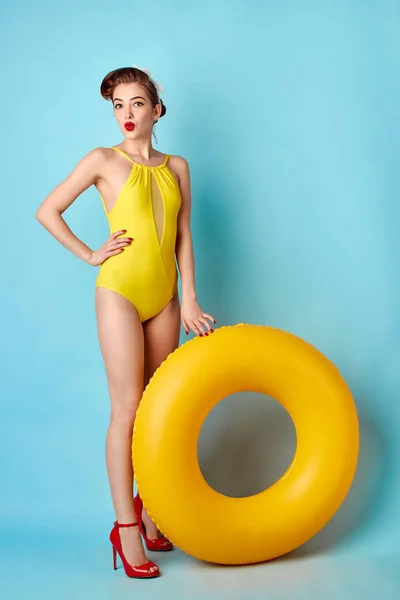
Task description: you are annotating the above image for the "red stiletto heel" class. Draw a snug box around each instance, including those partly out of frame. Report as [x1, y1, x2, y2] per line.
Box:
[110, 520, 160, 578]
[134, 494, 173, 552]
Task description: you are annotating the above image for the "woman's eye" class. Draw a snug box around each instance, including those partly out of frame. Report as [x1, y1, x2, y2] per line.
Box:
[114, 104, 122, 109]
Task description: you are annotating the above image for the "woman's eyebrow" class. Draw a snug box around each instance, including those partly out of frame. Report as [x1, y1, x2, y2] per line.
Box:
[113, 96, 146, 102]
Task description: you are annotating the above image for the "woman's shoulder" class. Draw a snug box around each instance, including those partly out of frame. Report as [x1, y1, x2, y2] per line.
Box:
[167, 155, 190, 189]
[168, 154, 189, 171]
[82, 146, 114, 166]
[167, 153, 188, 163]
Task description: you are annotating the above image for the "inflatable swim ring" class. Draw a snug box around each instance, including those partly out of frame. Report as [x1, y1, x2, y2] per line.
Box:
[132, 324, 359, 565]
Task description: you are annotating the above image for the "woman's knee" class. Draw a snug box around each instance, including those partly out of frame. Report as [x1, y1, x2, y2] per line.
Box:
[109, 394, 141, 430]
[110, 410, 137, 432]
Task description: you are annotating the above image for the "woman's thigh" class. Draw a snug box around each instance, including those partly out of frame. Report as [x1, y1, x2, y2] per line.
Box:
[95, 287, 144, 418]
[143, 290, 181, 384]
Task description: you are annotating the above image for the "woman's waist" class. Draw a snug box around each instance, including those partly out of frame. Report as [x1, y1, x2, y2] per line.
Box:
[97, 246, 176, 279]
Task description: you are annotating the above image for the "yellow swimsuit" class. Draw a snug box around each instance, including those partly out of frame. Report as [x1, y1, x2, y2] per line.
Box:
[95, 146, 182, 322]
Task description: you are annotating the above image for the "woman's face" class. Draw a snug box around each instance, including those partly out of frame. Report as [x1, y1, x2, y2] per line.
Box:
[112, 82, 161, 139]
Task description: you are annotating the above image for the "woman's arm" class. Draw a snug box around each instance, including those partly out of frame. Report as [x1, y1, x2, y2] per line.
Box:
[174, 157, 216, 336]
[35, 147, 106, 263]
[174, 157, 197, 301]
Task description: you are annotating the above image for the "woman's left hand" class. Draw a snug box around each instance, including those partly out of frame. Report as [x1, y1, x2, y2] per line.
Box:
[181, 297, 216, 337]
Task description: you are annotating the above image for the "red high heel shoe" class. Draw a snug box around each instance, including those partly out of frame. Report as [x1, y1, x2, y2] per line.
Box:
[134, 494, 173, 552]
[110, 520, 160, 578]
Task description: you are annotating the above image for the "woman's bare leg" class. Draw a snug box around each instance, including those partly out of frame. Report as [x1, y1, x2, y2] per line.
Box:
[139, 290, 181, 543]
[95, 287, 157, 573]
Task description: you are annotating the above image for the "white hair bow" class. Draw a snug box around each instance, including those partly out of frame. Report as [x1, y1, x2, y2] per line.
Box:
[131, 63, 164, 102]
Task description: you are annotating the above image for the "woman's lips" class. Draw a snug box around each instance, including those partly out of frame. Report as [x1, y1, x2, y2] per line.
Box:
[125, 122, 135, 131]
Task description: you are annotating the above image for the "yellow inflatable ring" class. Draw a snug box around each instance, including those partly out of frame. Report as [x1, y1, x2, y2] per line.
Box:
[132, 324, 359, 565]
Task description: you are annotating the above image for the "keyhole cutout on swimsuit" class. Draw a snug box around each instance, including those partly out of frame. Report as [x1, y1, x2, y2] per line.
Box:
[150, 171, 165, 247]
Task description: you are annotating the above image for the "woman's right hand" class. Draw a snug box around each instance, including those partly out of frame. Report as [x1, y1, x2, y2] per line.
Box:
[87, 229, 133, 266]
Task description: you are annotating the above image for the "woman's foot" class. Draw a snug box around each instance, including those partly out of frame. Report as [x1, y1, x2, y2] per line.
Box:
[119, 523, 159, 574]
[141, 505, 171, 548]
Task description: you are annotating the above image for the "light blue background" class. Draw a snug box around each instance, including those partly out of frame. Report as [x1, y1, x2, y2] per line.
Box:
[1, 0, 399, 598]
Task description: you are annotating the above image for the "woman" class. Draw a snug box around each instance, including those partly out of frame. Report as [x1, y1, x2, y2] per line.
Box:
[36, 65, 216, 579]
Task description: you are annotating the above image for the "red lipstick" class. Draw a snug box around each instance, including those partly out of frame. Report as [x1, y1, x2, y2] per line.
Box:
[125, 122, 135, 131]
